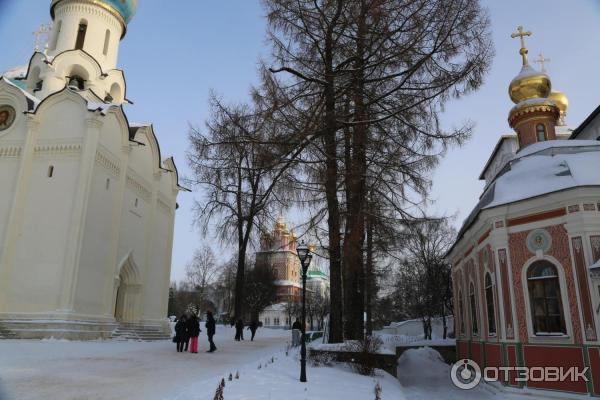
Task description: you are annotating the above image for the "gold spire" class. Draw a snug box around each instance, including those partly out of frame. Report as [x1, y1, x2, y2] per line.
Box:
[534, 53, 551, 73]
[511, 25, 532, 66]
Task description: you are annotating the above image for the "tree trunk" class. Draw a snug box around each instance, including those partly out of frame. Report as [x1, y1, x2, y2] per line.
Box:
[365, 207, 374, 336]
[343, 0, 368, 340]
[323, 11, 344, 344]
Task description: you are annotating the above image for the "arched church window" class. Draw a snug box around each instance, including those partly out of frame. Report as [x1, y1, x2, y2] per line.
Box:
[536, 124, 546, 142]
[49, 20, 62, 51]
[485, 273, 496, 336]
[469, 283, 478, 336]
[75, 20, 88, 50]
[458, 290, 465, 334]
[527, 261, 566, 335]
[103, 29, 111, 56]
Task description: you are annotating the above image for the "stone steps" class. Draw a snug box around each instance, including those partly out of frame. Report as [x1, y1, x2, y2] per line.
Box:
[110, 323, 171, 341]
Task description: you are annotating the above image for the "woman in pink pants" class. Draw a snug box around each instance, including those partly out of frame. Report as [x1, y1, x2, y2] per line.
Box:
[188, 314, 201, 353]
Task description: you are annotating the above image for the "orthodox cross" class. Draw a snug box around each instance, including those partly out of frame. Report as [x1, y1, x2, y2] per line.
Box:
[32, 24, 51, 53]
[534, 53, 551, 73]
[511, 25, 532, 66]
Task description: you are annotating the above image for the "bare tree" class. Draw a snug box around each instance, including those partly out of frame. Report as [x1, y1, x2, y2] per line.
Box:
[185, 245, 218, 313]
[263, 0, 492, 340]
[188, 95, 293, 320]
[392, 219, 455, 339]
[244, 267, 278, 321]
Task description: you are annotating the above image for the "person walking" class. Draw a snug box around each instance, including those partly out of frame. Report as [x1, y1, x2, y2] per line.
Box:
[188, 314, 200, 354]
[174, 315, 187, 353]
[235, 319, 244, 341]
[247, 320, 259, 341]
[292, 318, 301, 347]
[206, 311, 217, 352]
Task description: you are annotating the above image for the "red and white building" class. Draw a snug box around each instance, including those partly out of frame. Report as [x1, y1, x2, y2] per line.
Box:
[448, 28, 600, 396]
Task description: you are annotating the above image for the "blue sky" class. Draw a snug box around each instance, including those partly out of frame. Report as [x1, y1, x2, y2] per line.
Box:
[1, 0, 599, 282]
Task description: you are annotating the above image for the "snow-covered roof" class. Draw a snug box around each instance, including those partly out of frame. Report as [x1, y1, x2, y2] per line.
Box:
[456, 140, 600, 246]
[262, 303, 288, 311]
[274, 280, 302, 288]
[3, 65, 27, 80]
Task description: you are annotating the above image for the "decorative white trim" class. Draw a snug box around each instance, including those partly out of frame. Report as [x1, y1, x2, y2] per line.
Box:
[126, 171, 151, 202]
[95, 146, 121, 177]
[34, 142, 81, 157]
[0, 146, 22, 158]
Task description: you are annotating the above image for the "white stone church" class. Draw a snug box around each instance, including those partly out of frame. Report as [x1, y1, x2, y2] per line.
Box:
[0, 0, 187, 339]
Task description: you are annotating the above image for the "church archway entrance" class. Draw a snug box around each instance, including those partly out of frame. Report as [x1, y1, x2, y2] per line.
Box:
[114, 252, 142, 323]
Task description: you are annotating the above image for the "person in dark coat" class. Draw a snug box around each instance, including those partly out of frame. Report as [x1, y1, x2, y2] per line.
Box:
[206, 311, 217, 352]
[291, 318, 302, 347]
[247, 320, 259, 341]
[235, 319, 244, 341]
[182, 314, 192, 352]
[174, 315, 188, 352]
[188, 314, 201, 353]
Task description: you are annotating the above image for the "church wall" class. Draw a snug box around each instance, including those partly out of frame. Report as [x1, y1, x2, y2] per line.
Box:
[452, 192, 600, 395]
[0, 158, 19, 257]
[8, 153, 81, 311]
[73, 164, 118, 315]
[141, 204, 173, 321]
[117, 181, 150, 269]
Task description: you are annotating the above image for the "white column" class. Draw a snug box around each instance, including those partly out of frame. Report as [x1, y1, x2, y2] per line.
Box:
[58, 117, 103, 312]
[0, 117, 40, 310]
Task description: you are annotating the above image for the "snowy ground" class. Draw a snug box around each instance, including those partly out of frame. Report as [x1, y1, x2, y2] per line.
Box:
[0, 327, 545, 400]
[0, 326, 288, 400]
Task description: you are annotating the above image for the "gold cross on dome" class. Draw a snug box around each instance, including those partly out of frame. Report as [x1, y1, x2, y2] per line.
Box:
[511, 25, 532, 66]
[534, 53, 551, 72]
[32, 23, 51, 53]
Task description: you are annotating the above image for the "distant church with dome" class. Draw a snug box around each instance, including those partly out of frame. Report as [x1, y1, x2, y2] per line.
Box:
[449, 26, 600, 395]
[0, 0, 187, 339]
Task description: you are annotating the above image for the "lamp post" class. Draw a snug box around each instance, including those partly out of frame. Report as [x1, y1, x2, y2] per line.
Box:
[296, 241, 312, 383]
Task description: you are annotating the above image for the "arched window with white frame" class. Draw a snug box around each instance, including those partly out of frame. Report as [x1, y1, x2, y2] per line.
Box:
[469, 282, 479, 336]
[527, 261, 566, 335]
[485, 273, 496, 336]
[458, 290, 465, 335]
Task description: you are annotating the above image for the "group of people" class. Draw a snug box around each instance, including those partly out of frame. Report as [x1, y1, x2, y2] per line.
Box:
[173, 310, 217, 353]
[233, 319, 259, 341]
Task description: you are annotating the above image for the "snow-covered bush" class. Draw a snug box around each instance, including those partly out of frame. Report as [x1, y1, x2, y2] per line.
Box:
[343, 336, 384, 376]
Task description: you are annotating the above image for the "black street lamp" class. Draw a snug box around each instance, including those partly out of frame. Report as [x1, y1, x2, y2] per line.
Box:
[296, 241, 312, 383]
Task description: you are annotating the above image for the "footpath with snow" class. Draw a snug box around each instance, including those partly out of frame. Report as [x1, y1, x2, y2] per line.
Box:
[0, 326, 540, 400]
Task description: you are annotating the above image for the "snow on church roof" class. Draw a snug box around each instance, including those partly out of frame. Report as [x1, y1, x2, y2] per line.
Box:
[456, 140, 600, 242]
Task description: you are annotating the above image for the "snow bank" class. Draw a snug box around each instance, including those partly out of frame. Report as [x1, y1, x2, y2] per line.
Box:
[397, 347, 449, 385]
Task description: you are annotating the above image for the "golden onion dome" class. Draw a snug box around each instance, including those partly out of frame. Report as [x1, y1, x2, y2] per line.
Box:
[275, 216, 287, 231]
[548, 90, 568, 115]
[508, 65, 552, 104]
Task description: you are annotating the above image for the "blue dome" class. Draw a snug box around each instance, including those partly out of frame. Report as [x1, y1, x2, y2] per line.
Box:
[51, 0, 138, 25]
[101, 0, 138, 24]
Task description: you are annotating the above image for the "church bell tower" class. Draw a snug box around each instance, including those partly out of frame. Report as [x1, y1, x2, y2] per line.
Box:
[48, 0, 137, 70]
[507, 26, 561, 149]
[27, 0, 138, 103]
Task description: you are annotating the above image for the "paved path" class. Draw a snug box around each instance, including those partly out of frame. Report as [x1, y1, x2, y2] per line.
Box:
[0, 326, 289, 400]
